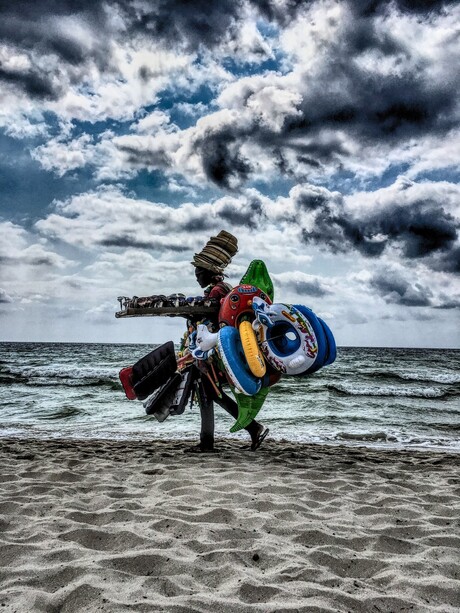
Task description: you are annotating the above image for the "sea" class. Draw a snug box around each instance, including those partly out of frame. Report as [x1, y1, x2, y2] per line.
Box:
[1, 342, 459, 452]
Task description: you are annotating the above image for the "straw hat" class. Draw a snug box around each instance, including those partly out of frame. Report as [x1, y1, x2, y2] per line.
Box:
[191, 230, 238, 274]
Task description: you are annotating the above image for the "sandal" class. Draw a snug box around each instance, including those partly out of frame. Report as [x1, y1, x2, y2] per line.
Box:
[250, 427, 270, 451]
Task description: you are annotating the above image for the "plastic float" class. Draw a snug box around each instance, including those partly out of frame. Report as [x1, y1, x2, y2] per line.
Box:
[252, 299, 318, 376]
[116, 255, 336, 432]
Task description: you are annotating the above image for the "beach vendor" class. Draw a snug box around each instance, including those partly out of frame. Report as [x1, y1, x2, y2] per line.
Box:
[187, 231, 269, 452]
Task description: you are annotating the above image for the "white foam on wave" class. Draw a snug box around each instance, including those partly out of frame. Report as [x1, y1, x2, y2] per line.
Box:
[7, 364, 117, 381]
[330, 382, 446, 398]
[392, 369, 460, 385]
[336, 431, 398, 442]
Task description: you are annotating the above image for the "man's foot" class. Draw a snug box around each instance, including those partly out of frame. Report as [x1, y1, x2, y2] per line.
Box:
[186, 444, 216, 453]
[250, 427, 270, 451]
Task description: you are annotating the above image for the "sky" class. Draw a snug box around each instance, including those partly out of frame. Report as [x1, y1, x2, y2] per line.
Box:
[0, 0, 459, 347]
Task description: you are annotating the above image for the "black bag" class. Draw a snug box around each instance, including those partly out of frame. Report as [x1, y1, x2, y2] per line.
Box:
[131, 341, 177, 400]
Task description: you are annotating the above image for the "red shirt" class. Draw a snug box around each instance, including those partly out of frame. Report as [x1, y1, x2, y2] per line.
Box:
[207, 282, 232, 302]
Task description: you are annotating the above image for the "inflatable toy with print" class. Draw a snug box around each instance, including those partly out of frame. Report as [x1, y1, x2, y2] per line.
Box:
[117, 256, 336, 434]
[192, 259, 336, 432]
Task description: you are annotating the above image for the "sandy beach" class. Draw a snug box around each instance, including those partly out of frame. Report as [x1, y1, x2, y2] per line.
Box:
[0, 437, 459, 613]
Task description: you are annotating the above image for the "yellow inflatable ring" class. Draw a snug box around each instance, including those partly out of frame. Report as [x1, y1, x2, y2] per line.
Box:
[239, 320, 266, 378]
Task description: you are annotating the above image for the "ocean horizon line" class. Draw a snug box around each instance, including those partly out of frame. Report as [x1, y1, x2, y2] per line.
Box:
[1, 340, 459, 351]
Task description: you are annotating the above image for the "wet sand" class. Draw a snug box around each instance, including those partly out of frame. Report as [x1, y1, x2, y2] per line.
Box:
[0, 437, 459, 612]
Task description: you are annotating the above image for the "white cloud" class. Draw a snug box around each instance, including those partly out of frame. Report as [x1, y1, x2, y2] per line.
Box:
[0, 221, 74, 306]
[131, 110, 171, 134]
[1, 1, 459, 346]
[346, 177, 460, 219]
[32, 133, 93, 177]
[225, 17, 275, 63]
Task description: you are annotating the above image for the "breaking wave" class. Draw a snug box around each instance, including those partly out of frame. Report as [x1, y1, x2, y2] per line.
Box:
[368, 369, 460, 385]
[328, 383, 449, 399]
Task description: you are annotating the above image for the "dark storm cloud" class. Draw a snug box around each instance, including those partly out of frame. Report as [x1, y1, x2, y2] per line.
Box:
[430, 246, 460, 274]
[0, 0, 253, 99]
[296, 54, 456, 142]
[100, 234, 189, 251]
[115, 145, 172, 172]
[254, 0, 311, 24]
[369, 273, 432, 307]
[434, 298, 460, 309]
[177, 1, 459, 187]
[0, 1, 111, 99]
[348, 0, 458, 17]
[296, 190, 330, 211]
[281, 278, 330, 298]
[118, 0, 457, 189]
[2, 0, 459, 196]
[275, 17, 457, 176]
[217, 194, 266, 229]
[298, 188, 459, 271]
[180, 216, 216, 233]
[0, 65, 61, 100]
[99, 235, 158, 249]
[120, 0, 244, 51]
[199, 132, 253, 189]
[370, 270, 460, 309]
[0, 288, 13, 304]
[1, 0, 457, 104]
[0, 1, 107, 50]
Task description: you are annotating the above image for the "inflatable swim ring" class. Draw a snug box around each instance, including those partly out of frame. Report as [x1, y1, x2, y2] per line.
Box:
[253, 298, 318, 375]
[239, 319, 266, 378]
[217, 326, 261, 396]
[293, 304, 336, 374]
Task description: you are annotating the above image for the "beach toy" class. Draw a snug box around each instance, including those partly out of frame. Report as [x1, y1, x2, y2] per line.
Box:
[116, 247, 337, 436]
[253, 300, 318, 375]
[239, 319, 266, 378]
[217, 326, 261, 396]
[293, 305, 337, 374]
[144, 372, 182, 420]
[218, 284, 272, 328]
[229, 387, 270, 432]
[119, 366, 136, 400]
[131, 341, 177, 400]
[218, 284, 270, 382]
[144, 365, 198, 420]
[320, 318, 336, 366]
[239, 259, 274, 302]
[195, 324, 219, 352]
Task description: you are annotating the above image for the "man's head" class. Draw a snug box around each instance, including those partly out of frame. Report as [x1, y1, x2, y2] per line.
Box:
[194, 266, 215, 288]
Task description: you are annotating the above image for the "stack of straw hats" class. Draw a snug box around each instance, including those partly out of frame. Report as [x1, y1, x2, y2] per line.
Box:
[191, 230, 238, 274]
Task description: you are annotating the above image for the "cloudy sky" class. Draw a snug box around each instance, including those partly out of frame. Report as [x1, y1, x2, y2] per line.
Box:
[0, 0, 459, 347]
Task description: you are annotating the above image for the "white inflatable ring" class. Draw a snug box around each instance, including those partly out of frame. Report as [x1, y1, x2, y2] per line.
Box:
[255, 302, 318, 375]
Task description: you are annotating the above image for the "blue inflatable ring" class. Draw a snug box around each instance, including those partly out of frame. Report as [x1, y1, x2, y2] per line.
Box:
[319, 317, 337, 366]
[218, 326, 261, 396]
[294, 305, 336, 374]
